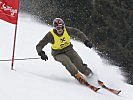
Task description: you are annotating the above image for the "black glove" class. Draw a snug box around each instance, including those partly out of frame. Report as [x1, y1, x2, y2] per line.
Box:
[84, 40, 93, 48]
[38, 51, 48, 61]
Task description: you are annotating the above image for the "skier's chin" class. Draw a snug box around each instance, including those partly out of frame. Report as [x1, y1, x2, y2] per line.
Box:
[57, 30, 63, 34]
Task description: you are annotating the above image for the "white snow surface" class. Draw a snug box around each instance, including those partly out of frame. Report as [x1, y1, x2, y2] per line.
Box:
[0, 13, 133, 100]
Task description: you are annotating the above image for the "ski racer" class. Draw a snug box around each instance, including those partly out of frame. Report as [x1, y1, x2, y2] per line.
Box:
[36, 18, 93, 84]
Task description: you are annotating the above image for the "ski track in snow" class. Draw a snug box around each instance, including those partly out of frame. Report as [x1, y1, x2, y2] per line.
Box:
[0, 13, 133, 100]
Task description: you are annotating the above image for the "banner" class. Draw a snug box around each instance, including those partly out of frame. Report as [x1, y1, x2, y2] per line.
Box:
[0, 0, 20, 24]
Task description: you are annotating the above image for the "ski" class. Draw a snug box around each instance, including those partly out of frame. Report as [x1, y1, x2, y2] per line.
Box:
[98, 80, 121, 95]
[84, 81, 100, 92]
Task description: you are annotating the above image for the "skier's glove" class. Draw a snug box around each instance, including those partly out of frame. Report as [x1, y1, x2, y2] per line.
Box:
[38, 51, 48, 61]
[84, 40, 92, 48]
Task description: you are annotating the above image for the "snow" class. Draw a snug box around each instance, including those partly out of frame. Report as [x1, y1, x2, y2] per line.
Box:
[0, 13, 133, 100]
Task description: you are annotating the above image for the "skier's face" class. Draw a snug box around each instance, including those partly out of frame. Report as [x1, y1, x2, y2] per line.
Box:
[55, 25, 64, 34]
[55, 25, 63, 31]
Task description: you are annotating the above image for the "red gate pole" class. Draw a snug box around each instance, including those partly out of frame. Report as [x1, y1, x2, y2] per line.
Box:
[11, 23, 18, 70]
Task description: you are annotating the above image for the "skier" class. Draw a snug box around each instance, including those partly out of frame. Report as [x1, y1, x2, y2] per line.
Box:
[36, 18, 93, 84]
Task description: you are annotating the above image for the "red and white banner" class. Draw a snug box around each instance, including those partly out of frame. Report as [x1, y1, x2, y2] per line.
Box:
[0, 0, 20, 24]
[0, 0, 20, 69]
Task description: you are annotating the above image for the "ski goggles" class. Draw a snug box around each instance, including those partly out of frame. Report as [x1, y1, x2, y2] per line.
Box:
[55, 25, 64, 30]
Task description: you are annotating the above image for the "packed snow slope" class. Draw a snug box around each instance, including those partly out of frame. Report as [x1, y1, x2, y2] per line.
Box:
[0, 14, 133, 100]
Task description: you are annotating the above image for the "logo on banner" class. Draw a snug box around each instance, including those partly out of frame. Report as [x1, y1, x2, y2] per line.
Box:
[0, 1, 17, 17]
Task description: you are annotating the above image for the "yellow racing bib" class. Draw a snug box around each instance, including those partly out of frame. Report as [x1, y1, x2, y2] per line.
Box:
[50, 28, 70, 50]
